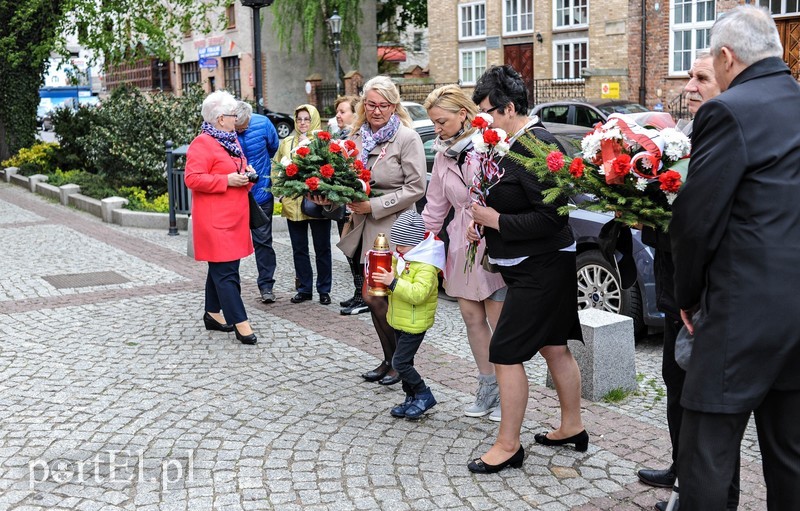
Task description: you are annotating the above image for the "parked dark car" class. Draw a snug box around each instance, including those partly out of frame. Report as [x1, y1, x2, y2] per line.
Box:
[531, 100, 651, 128]
[265, 109, 294, 139]
[36, 106, 53, 131]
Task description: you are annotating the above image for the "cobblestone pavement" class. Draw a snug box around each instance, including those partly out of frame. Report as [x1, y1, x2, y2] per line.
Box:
[0, 182, 767, 510]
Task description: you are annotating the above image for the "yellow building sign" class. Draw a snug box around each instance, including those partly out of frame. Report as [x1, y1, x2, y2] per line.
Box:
[601, 82, 620, 99]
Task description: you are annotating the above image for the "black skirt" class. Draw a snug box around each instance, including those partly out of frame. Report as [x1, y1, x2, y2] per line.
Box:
[489, 251, 583, 365]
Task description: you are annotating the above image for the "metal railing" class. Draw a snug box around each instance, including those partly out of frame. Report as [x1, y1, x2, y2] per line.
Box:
[314, 83, 339, 117]
[668, 92, 691, 121]
[532, 79, 586, 105]
[397, 82, 460, 103]
[165, 140, 191, 236]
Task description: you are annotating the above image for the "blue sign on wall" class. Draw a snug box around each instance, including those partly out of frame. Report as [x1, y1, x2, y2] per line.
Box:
[199, 57, 218, 69]
[199, 45, 222, 58]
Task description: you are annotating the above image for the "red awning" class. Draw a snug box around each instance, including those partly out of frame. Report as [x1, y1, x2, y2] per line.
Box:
[378, 46, 407, 62]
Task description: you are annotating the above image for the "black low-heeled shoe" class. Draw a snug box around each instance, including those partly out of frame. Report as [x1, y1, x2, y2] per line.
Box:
[203, 312, 235, 332]
[362, 361, 390, 382]
[378, 371, 401, 386]
[533, 430, 589, 452]
[234, 326, 258, 345]
[468, 446, 525, 474]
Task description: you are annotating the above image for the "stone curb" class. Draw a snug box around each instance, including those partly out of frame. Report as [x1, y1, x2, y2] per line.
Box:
[1, 166, 287, 232]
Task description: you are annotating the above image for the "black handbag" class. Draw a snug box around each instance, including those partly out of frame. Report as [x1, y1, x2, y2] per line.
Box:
[249, 192, 269, 229]
[300, 197, 326, 219]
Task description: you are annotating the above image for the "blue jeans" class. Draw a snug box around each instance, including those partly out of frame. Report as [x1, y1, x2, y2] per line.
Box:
[205, 260, 247, 324]
[251, 198, 276, 294]
[392, 329, 427, 395]
[286, 219, 332, 295]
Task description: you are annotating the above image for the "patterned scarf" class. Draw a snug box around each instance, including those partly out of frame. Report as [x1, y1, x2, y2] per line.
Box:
[201, 121, 241, 157]
[432, 129, 474, 160]
[359, 114, 401, 166]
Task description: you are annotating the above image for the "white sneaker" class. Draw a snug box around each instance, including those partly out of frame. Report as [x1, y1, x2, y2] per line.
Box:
[464, 375, 499, 417]
[489, 407, 501, 422]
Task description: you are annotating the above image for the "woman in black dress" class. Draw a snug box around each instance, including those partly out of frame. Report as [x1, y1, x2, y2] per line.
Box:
[466, 66, 587, 474]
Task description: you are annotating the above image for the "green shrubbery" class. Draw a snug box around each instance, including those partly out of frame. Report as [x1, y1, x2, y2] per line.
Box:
[4, 85, 206, 209]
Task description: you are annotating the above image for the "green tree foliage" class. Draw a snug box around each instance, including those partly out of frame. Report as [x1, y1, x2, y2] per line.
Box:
[271, 0, 363, 65]
[0, 0, 224, 160]
[376, 0, 428, 33]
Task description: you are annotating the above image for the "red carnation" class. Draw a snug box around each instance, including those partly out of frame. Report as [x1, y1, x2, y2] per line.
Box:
[296, 146, 310, 157]
[483, 129, 501, 146]
[472, 117, 489, 129]
[329, 143, 342, 153]
[605, 154, 631, 184]
[658, 170, 682, 193]
[320, 164, 335, 178]
[353, 159, 365, 171]
[359, 169, 371, 182]
[344, 140, 357, 151]
[569, 158, 585, 178]
[317, 131, 331, 141]
[546, 151, 565, 172]
[305, 177, 320, 191]
[285, 163, 299, 177]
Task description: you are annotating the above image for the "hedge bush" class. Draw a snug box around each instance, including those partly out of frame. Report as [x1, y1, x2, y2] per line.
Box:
[1, 142, 59, 176]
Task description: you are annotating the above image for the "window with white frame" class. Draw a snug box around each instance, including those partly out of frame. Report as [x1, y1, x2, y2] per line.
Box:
[554, 39, 588, 79]
[670, 0, 715, 74]
[555, 0, 588, 28]
[460, 48, 487, 85]
[759, 0, 800, 14]
[504, 0, 534, 34]
[459, 2, 486, 40]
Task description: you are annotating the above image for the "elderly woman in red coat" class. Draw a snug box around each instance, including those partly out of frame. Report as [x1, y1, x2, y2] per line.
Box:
[185, 90, 257, 345]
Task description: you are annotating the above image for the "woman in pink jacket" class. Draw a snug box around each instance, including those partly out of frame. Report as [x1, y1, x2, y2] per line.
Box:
[185, 90, 257, 345]
[421, 85, 506, 417]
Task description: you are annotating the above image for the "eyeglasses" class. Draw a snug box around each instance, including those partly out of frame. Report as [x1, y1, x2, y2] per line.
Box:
[365, 101, 393, 112]
[296, 117, 312, 123]
[478, 105, 500, 115]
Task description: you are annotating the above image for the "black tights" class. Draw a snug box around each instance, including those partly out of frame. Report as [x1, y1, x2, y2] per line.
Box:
[359, 263, 396, 363]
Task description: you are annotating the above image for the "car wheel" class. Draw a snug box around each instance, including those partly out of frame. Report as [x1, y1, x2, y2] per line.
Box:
[275, 121, 292, 139]
[576, 249, 645, 338]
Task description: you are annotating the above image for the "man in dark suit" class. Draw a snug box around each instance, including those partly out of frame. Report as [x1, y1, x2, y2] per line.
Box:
[637, 51, 742, 511]
[670, 6, 800, 510]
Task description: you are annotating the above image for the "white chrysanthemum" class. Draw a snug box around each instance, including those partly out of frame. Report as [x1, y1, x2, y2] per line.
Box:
[635, 178, 649, 191]
[297, 138, 312, 148]
[280, 156, 292, 166]
[471, 132, 489, 153]
[476, 112, 494, 125]
[661, 128, 692, 161]
[665, 192, 677, 205]
[495, 140, 511, 156]
[602, 125, 622, 141]
[581, 131, 603, 159]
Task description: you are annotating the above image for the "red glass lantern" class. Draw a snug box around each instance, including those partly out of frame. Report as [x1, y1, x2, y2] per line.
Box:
[366, 233, 393, 296]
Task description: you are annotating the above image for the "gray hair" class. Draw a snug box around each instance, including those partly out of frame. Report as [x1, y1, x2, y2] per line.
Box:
[710, 5, 783, 66]
[201, 90, 238, 124]
[234, 101, 253, 129]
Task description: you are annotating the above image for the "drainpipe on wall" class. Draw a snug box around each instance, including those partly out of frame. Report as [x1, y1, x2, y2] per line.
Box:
[639, 0, 648, 106]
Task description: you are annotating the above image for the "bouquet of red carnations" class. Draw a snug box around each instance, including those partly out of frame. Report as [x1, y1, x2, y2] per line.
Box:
[271, 130, 373, 204]
[509, 113, 691, 231]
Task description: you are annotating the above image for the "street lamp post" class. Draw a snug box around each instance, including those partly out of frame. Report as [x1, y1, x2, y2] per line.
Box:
[241, 0, 275, 114]
[327, 10, 342, 97]
[158, 61, 164, 91]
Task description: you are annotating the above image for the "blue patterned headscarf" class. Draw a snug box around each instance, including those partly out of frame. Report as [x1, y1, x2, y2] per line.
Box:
[201, 121, 242, 157]
[358, 114, 401, 167]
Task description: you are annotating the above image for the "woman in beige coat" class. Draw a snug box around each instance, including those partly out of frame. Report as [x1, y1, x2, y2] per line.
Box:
[337, 76, 427, 385]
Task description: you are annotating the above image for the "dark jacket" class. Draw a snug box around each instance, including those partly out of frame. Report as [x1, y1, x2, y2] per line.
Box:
[670, 57, 800, 413]
[483, 123, 574, 258]
[238, 113, 279, 205]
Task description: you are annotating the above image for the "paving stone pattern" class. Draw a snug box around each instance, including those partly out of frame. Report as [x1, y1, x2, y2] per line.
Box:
[0, 182, 767, 510]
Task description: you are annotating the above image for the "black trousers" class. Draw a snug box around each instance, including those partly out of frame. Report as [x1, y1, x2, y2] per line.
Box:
[391, 329, 427, 395]
[205, 260, 246, 325]
[678, 389, 800, 511]
[662, 315, 686, 468]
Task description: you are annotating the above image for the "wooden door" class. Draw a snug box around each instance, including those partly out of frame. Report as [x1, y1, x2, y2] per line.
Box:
[503, 43, 534, 106]
[775, 17, 800, 79]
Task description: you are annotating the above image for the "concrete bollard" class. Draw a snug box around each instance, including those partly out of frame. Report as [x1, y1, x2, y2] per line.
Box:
[28, 174, 48, 193]
[546, 308, 636, 401]
[3, 167, 19, 183]
[186, 216, 194, 258]
[100, 196, 129, 223]
[59, 184, 81, 206]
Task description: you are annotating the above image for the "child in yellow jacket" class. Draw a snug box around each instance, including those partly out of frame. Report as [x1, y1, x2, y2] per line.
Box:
[373, 211, 445, 420]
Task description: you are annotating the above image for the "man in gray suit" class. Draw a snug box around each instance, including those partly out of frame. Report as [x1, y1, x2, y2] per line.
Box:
[670, 6, 800, 510]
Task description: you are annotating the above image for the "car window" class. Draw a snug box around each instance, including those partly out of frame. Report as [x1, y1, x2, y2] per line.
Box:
[575, 106, 603, 128]
[404, 103, 428, 122]
[539, 106, 569, 124]
[597, 102, 649, 115]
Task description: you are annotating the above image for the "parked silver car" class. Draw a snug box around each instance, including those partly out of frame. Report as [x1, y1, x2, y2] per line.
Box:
[531, 100, 651, 128]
